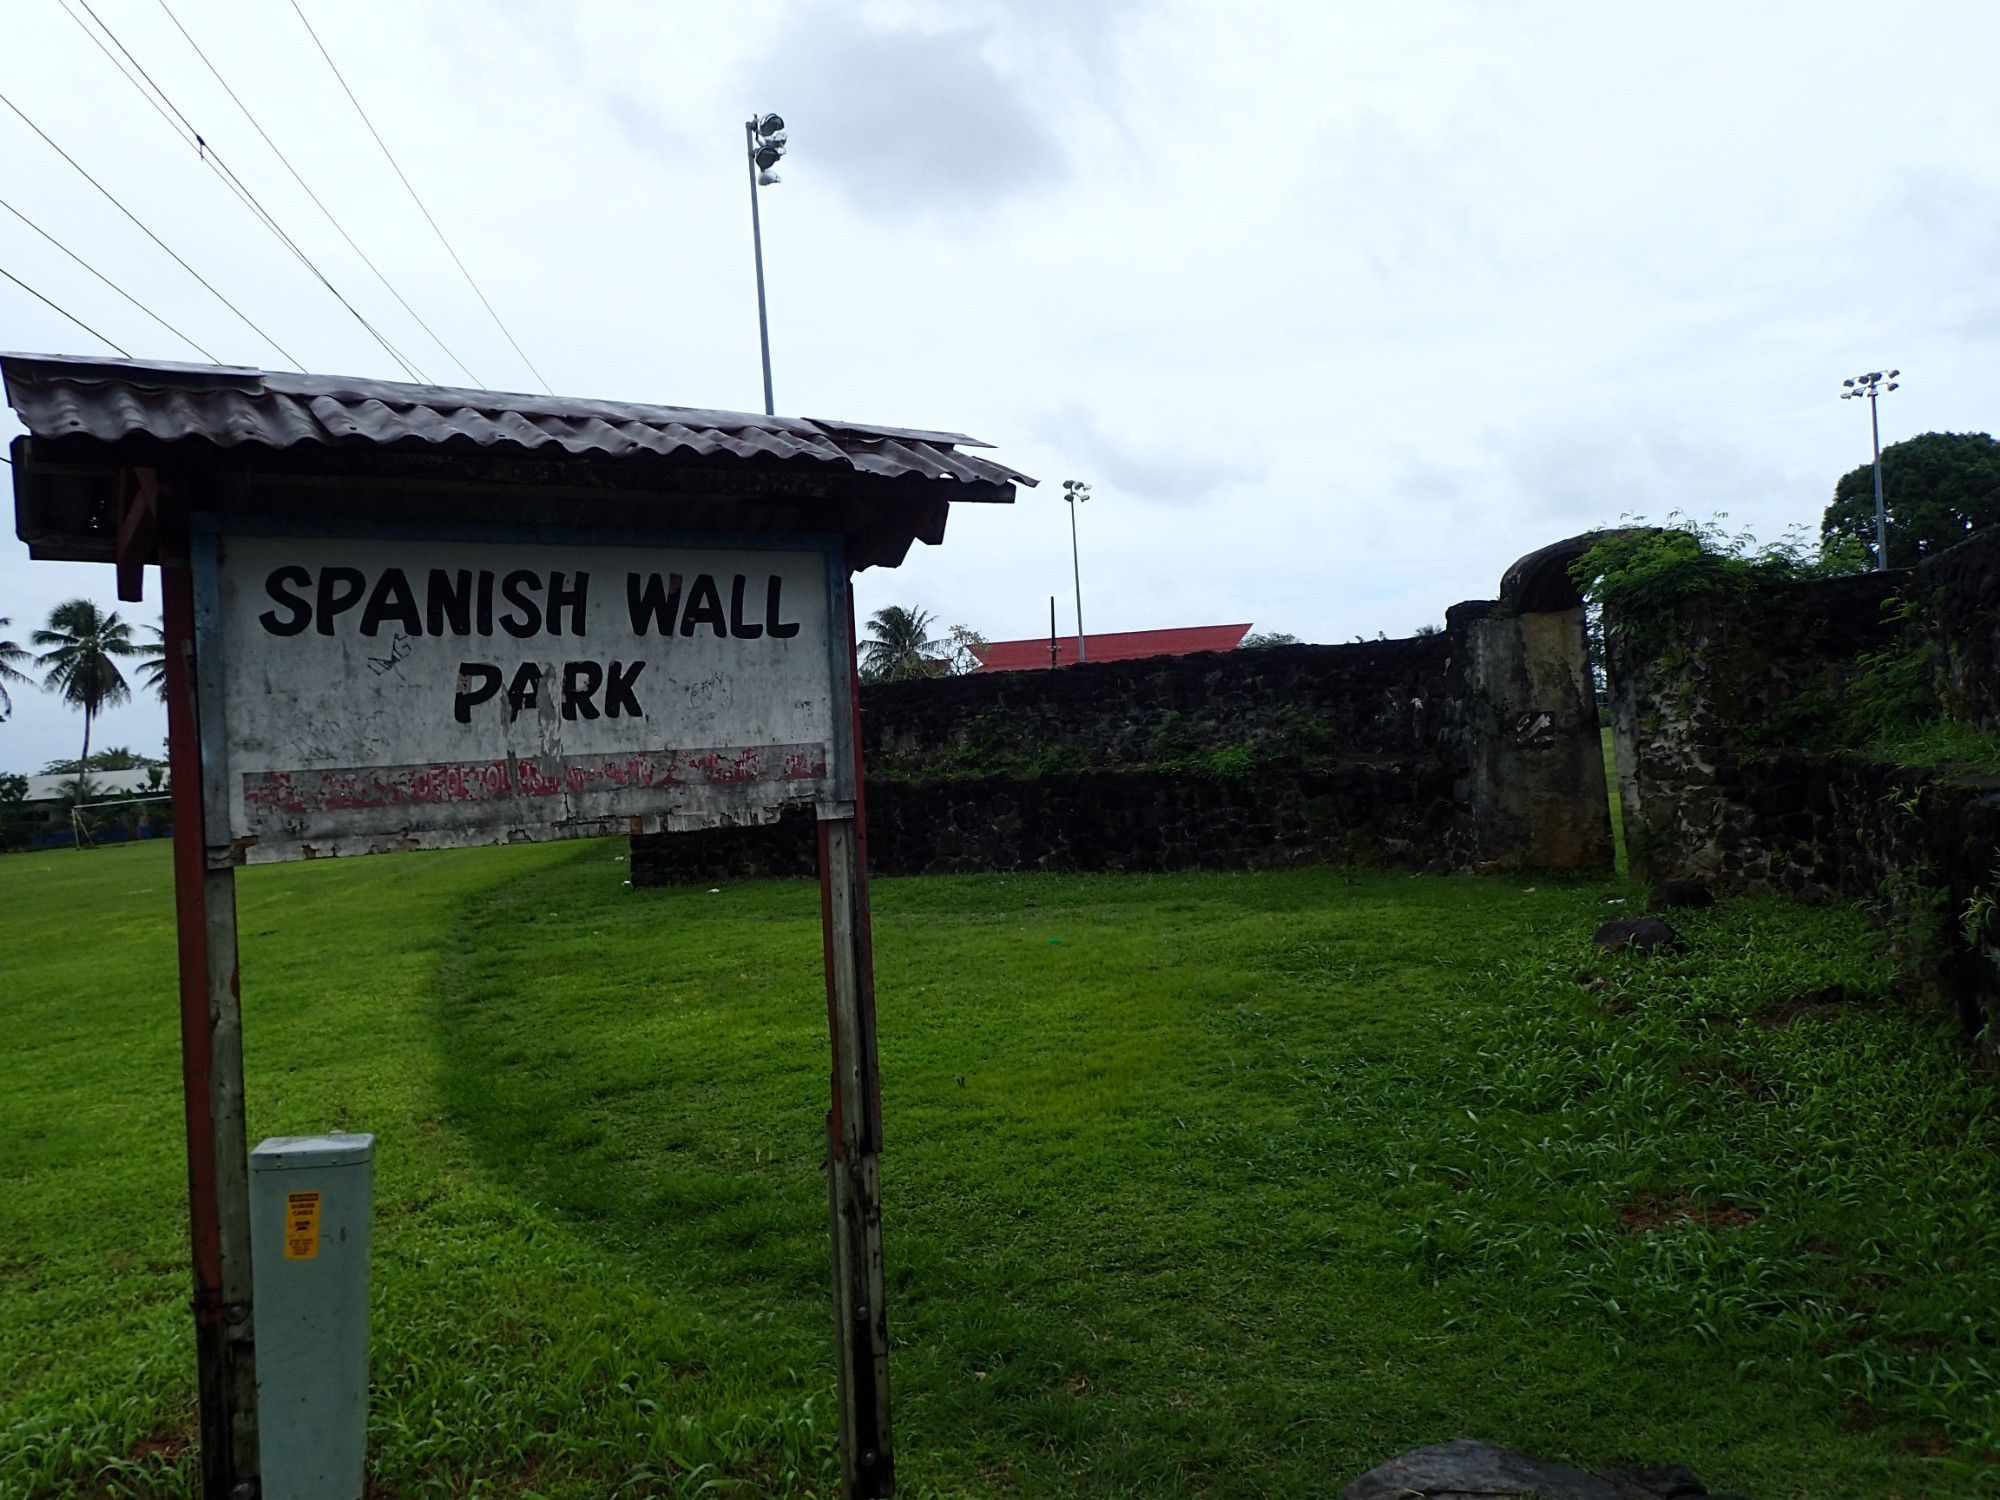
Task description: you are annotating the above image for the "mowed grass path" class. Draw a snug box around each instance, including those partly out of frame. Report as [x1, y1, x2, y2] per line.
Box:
[6, 841, 2000, 1497]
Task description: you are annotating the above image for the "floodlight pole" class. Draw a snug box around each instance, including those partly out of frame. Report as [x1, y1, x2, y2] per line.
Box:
[1841, 370, 1898, 571]
[1063, 479, 1089, 663]
[744, 118, 775, 417]
[1868, 388, 1887, 572]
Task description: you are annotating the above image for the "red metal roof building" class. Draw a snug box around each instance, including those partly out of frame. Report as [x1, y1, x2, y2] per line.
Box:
[972, 623, 1253, 672]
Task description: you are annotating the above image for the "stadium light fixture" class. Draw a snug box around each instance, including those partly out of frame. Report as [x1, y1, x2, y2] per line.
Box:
[1840, 369, 1901, 570]
[745, 112, 789, 415]
[1063, 479, 1090, 662]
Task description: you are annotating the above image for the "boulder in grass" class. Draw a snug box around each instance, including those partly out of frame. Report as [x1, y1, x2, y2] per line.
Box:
[1593, 916, 1681, 953]
[1341, 1439, 1745, 1499]
[1648, 879, 1715, 911]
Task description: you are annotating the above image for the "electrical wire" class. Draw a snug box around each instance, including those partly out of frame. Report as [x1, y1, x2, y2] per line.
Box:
[58, 0, 427, 382]
[0, 87, 301, 368]
[154, 0, 482, 387]
[0, 192, 218, 361]
[290, 0, 550, 393]
[0, 262, 131, 355]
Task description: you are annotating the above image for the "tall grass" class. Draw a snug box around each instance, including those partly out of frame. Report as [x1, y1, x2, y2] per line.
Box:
[4, 843, 1997, 1496]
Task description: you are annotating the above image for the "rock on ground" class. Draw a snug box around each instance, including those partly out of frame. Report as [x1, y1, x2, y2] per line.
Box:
[1340, 1439, 1747, 1499]
[1592, 916, 1681, 952]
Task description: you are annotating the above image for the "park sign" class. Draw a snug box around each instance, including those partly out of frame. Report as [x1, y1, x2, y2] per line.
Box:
[209, 532, 843, 859]
[7, 352, 1030, 1500]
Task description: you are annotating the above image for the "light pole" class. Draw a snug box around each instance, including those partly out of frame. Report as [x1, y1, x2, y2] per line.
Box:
[745, 112, 787, 416]
[1841, 369, 1900, 570]
[1063, 479, 1090, 662]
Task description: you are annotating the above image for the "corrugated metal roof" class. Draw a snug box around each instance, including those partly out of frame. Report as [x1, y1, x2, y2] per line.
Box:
[974, 623, 1253, 672]
[1, 353, 1034, 491]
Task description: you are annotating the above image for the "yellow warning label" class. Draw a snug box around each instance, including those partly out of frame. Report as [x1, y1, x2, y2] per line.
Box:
[284, 1191, 322, 1260]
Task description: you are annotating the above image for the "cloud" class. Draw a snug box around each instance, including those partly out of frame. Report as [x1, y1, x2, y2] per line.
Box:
[746, 7, 1068, 219]
[1034, 403, 1253, 505]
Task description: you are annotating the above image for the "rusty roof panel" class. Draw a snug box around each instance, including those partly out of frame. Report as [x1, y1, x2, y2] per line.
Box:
[1, 353, 1034, 491]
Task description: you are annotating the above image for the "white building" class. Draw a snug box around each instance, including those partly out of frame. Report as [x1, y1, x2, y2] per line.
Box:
[22, 767, 168, 803]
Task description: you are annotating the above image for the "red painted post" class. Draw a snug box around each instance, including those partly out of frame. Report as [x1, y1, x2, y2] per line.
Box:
[158, 493, 260, 1498]
[818, 588, 893, 1497]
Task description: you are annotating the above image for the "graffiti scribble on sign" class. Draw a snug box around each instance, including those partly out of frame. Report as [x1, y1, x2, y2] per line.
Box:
[366, 632, 414, 677]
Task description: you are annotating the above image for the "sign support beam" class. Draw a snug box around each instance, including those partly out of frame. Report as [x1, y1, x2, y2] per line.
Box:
[818, 600, 893, 1498]
[161, 493, 261, 1500]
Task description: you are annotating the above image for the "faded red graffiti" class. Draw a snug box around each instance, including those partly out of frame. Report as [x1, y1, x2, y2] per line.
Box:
[241, 743, 828, 823]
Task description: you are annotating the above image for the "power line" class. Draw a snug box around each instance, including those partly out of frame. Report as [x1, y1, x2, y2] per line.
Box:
[0, 262, 131, 355]
[0, 87, 302, 369]
[58, 0, 427, 382]
[0, 192, 219, 361]
[154, 0, 483, 387]
[64, 0, 423, 379]
[290, 0, 550, 394]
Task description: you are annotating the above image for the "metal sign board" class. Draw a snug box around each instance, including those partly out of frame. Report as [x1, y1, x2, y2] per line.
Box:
[198, 528, 845, 862]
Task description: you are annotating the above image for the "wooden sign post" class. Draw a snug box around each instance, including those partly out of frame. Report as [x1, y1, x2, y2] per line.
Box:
[162, 515, 893, 1496]
[9, 356, 1027, 1500]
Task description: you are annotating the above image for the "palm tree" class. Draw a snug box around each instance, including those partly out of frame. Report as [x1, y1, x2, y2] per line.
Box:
[860, 605, 943, 683]
[34, 599, 137, 767]
[0, 616, 32, 721]
[134, 622, 169, 703]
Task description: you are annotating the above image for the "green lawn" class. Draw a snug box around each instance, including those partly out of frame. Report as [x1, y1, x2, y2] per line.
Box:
[5, 841, 2000, 1498]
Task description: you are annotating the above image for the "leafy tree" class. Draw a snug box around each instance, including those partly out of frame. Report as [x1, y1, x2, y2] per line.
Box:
[1821, 431, 2000, 567]
[0, 616, 32, 721]
[134, 622, 169, 703]
[941, 625, 989, 675]
[41, 746, 166, 775]
[1241, 631, 1303, 649]
[860, 605, 943, 683]
[33, 599, 137, 767]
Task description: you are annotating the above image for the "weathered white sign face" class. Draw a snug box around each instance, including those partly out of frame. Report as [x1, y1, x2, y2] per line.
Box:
[207, 533, 839, 861]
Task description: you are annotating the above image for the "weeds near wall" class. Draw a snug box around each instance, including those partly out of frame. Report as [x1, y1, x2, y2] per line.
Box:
[1871, 861, 1955, 976]
[1840, 596, 2000, 771]
[1568, 513, 1867, 625]
[1578, 515, 2000, 774]
[1957, 858, 2000, 959]
[1569, 515, 1865, 741]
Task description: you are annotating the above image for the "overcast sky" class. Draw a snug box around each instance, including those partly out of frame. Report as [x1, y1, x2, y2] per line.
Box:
[2, 0, 1993, 772]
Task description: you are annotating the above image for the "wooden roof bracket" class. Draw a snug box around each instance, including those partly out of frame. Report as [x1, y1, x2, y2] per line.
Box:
[116, 465, 159, 603]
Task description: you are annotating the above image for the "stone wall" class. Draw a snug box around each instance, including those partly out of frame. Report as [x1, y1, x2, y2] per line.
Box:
[1922, 529, 2000, 732]
[859, 635, 1452, 773]
[1605, 569, 1906, 885]
[633, 550, 1616, 885]
[1607, 527, 2000, 1044]
[629, 755, 1456, 885]
[1641, 751, 2000, 1044]
[1463, 606, 1613, 869]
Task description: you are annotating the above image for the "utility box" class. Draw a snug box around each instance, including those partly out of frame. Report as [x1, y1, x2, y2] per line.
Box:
[250, 1134, 375, 1500]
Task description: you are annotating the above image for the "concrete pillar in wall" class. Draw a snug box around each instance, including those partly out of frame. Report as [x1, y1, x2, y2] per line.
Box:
[1465, 606, 1613, 870]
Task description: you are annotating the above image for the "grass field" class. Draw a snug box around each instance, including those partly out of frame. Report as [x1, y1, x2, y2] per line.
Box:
[6, 840, 2000, 1498]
